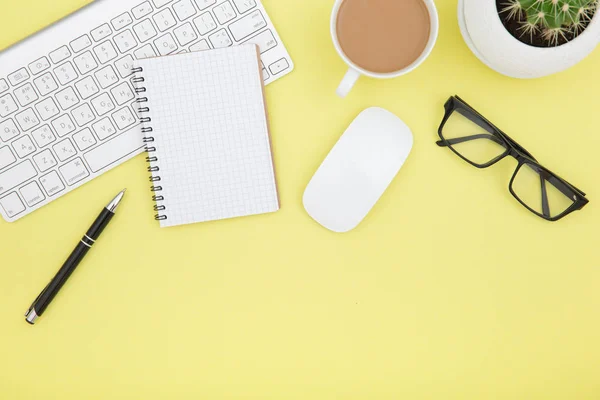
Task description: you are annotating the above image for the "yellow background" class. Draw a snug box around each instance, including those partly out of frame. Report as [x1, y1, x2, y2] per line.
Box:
[1, 0, 599, 398]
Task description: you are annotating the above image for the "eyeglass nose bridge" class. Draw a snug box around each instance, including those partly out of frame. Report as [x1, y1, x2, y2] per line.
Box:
[508, 148, 521, 159]
[506, 146, 536, 164]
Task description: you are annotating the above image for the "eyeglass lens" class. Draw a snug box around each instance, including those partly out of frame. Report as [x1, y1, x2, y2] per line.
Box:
[511, 164, 576, 218]
[442, 108, 507, 166]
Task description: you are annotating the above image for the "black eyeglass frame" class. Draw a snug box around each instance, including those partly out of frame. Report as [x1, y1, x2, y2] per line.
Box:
[436, 95, 589, 222]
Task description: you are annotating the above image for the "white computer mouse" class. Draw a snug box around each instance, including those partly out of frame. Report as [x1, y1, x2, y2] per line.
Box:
[303, 107, 413, 233]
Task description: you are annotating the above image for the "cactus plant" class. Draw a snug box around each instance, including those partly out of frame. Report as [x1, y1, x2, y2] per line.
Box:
[501, 0, 599, 44]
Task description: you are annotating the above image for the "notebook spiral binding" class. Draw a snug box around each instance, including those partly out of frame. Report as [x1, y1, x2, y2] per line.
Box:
[132, 67, 167, 221]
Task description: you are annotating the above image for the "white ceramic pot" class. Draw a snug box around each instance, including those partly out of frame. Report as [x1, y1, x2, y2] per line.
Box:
[458, 0, 600, 78]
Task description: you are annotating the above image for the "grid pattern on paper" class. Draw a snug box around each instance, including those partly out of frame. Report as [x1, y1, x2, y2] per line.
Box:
[135, 46, 279, 228]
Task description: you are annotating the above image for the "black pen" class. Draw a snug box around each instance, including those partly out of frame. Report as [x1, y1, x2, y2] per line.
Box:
[25, 189, 126, 325]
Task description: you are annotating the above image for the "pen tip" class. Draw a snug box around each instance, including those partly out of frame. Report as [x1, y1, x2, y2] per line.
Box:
[107, 189, 126, 212]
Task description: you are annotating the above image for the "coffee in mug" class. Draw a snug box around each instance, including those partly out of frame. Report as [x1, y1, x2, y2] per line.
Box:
[331, 0, 439, 97]
[336, 0, 431, 73]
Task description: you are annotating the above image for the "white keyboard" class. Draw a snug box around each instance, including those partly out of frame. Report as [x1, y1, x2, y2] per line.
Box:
[0, 0, 294, 223]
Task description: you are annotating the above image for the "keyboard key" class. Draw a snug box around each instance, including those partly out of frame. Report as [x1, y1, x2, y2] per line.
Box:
[93, 41, 119, 65]
[244, 29, 276, 54]
[91, 24, 113, 42]
[195, 0, 216, 10]
[40, 170, 65, 196]
[12, 135, 36, 158]
[20, 181, 45, 206]
[35, 98, 60, 121]
[174, 22, 198, 46]
[14, 83, 39, 107]
[111, 12, 133, 31]
[55, 87, 80, 111]
[8, 68, 30, 86]
[0, 146, 16, 170]
[54, 62, 79, 85]
[110, 82, 135, 106]
[32, 148, 58, 172]
[91, 93, 116, 116]
[152, 0, 174, 8]
[95, 65, 120, 88]
[0, 119, 20, 142]
[0, 192, 26, 217]
[153, 8, 177, 32]
[15, 108, 40, 131]
[213, 1, 236, 24]
[84, 125, 143, 172]
[269, 58, 289, 75]
[59, 157, 90, 186]
[28, 57, 51, 75]
[74, 76, 100, 100]
[31, 125, 56, 147]
[173, 0, 197, 21]
[112, 107, 137, 130]
[52, 114, 76, 137]
[0, 160, 37, 196]
[133, 19, 158, 43]
[0, 94, 18, 118]
[19, 181, 46, 207]
[33, 72, 59, 96]
[261, 65, 269, 81]
[49, 46, 71, 64]
[53, 138, 77, 162]
[114, 55, 136, 78]
[73, 51, 99, 75]
[229, 10, 266, 41]
[0, 79, 8, 94]
[114, 30, 138, 53]
[70, 35, 92, 53]
[134, 43, 158, 59]
[92, 118, 118, 140]
[209, 29, 233, 48]
[72, 104, 96, 127]
[154, 33, 178, 55]
[132, 2, 154, 19]
[193, 12, 217, 35]
[73, 128, 97, 151]
[232, 0, 256, 14]
[189, 39, 210, 52]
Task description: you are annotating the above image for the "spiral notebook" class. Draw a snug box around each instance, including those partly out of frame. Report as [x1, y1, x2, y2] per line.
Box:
[132, 45, 279, 228]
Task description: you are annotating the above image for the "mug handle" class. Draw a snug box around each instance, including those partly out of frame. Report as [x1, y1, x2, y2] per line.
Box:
[336, 68, 361, 98]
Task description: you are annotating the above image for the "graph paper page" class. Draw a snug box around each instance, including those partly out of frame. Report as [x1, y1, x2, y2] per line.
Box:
[134, 45, 279, 228]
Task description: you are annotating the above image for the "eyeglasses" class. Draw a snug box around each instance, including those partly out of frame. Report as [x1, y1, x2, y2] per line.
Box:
[436, 96, 589, 221]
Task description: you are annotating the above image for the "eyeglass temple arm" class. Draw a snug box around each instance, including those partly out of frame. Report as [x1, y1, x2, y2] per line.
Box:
[436, 133, 506, 147]
[540, 175, 551, 218]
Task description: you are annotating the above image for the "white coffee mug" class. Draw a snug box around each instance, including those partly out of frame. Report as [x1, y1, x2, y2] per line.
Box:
[331, 0, 440, 98]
